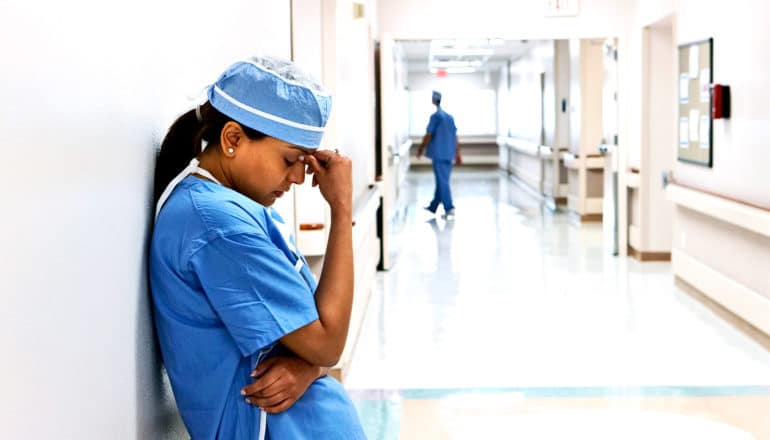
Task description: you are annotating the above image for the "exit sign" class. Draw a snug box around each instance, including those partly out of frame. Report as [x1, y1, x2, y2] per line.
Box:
[544, 0, 579, 16]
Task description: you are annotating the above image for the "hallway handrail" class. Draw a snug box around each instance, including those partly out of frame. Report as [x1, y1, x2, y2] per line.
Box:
[667, 182, 770, 238]
[397, 139, 413, 158]
[538, 145, 565, 159]
[352, 185, 381, 231]
[502, 136, 540, 157]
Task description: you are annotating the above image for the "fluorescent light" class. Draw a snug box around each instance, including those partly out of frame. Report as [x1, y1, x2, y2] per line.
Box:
[430, 60, 483, 68]
[445, 67, 476, 74]
[430, 48, 494, 57]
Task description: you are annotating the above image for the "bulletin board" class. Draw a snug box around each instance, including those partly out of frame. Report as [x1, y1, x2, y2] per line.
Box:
[677, 38, 713, 167]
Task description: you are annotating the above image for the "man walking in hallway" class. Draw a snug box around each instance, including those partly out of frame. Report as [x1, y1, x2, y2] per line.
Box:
[417, 90, 462, 218]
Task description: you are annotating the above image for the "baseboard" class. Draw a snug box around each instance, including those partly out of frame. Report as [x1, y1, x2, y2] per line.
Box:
[627, 245, 671, 262]
[673, 248, 770, 337]
[568, 211, 602, 224]
[567, 195, 603, 217]
[675, 278, 770, 352]
[544, 196, 567, 211]
[580, 213, 603, 222]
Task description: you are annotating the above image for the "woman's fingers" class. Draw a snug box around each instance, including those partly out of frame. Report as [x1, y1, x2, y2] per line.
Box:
[241, 373, 279, 397]
[311, 148, 337, 164]
[300, 149, 351, 206]
[250, 356, 278, 378]
[261, 398, 293, 414]
[246, 391, 287, 410]
[302, 154, 324, 175]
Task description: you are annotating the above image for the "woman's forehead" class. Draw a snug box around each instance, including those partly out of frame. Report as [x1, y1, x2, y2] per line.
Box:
[287, 145, 314, 154]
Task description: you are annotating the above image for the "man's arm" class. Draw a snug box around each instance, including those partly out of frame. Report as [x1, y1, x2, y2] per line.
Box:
[455, 138, 462, 166]
[417, 133, 432, 158]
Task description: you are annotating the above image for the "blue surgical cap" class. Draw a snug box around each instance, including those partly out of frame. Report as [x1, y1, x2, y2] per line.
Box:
[432, 90, 442, 102]
[208, 57, 332, 149]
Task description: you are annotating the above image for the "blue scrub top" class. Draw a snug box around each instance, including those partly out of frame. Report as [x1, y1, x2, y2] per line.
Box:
[425, 107, 457, 161]
[150, 176, 366, 440]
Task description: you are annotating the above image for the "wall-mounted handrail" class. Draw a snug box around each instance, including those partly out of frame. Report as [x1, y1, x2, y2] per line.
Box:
[503, 137, 540, 157]
[667, 182, 770, 238]
[397, 139, 413, 157]
[352, 185, 381, 234]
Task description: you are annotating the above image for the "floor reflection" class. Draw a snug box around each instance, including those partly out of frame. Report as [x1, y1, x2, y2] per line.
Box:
[346, 167, 770, 439]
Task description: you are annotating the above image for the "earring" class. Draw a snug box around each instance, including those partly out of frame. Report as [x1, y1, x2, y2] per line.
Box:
[228, 148, 234, 154]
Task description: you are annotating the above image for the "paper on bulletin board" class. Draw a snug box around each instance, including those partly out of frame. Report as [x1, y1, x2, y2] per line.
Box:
[689, 109, 700, 142]
[679, 117, 689, 148]
[679, 73, 690, 104]
[689, 46, 700, 78]
[700, 69, 710, 103]
[699, 115, 710, 149]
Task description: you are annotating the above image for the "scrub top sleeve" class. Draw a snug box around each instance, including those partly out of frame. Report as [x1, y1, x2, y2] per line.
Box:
[426, 113, 438, 134]
[190, 233, 319, 357]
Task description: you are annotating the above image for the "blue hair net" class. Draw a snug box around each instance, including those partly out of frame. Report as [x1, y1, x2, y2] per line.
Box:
[208, 56, 332, 149]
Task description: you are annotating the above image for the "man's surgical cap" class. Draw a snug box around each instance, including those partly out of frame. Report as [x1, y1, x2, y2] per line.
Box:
[209, 56, 332, 149]
[432, 90, 442, 102]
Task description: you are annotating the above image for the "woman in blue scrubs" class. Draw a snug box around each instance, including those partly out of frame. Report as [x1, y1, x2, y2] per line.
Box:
[150, 57, 366, 439]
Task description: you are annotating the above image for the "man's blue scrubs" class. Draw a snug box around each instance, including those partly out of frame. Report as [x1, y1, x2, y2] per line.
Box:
[425, 107, 458, 213]
[150, 176, 366, 440]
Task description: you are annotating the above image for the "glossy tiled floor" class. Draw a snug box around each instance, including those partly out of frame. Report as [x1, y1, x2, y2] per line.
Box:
[346, 167, 770, 439]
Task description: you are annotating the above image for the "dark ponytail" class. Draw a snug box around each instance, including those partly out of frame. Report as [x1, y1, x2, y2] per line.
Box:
[153, 102, 266, 205]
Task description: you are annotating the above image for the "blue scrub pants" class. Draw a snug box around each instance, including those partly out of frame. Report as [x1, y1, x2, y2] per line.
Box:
[427, 159, 454, 213]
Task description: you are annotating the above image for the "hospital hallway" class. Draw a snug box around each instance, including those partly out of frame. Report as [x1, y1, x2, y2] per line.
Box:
[344, 166, 770, 439]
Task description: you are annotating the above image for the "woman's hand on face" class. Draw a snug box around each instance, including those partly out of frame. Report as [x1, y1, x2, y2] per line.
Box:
[240, 356, 323, 414]
[301, 149, 352, 214]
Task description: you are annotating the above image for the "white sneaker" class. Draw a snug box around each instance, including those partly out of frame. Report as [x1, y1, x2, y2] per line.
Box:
[442, 208, 456, 219]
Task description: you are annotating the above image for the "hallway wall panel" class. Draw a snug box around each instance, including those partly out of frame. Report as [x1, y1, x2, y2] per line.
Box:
[0, 1, 291, 438]
[673, 0, 770, 209]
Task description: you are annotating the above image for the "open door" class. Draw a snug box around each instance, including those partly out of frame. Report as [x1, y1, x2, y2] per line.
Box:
[376, 35, 410, 270]
[600, 38, 619, 255]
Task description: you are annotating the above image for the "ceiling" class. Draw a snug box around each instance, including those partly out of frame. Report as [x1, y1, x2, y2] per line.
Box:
[397, 39, 538, 73]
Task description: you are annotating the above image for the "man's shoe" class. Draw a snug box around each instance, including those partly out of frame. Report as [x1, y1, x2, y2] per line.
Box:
[423, 206, 437, 214]
[442, 208, 456, 219]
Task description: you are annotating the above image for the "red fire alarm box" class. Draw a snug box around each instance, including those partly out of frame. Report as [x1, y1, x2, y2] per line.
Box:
[710, 84, 731, 119]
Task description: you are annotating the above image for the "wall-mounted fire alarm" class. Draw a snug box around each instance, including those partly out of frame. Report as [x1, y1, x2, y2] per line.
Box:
[710, 84, 731, 119]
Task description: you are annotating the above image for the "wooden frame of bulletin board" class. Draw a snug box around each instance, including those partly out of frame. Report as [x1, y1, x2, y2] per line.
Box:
[677, 38, 713, 167]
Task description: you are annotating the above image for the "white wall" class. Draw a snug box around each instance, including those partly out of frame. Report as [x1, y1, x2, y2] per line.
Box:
[407, 71, 499, 136]
[496, 63, 511, 136]
[568, 39, 605, 156]
[636, 0, 675, 29]
[0, 1, 291, 438]
[673, 0, 770, 209]
[642, 18, 676, 251]
[625, 0, 673, 173]
[507, 41, 554, 144]
[323, 0, 377, 204]
[378, 0, 631, 40]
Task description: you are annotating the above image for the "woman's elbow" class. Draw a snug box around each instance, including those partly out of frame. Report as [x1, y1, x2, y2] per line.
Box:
[280, 325, 346, 366]
[308, 344, 345, 367]
[313, 344, 344, 367]
[317, 356, 340, 368]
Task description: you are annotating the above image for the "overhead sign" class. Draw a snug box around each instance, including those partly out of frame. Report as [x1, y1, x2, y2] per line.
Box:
[544, 0, 579, 17]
